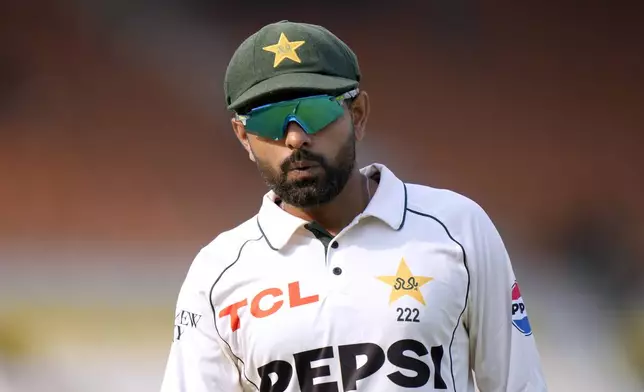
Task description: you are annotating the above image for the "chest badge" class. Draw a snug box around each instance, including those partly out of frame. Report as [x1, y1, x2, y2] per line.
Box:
[377, 258, 433, 305]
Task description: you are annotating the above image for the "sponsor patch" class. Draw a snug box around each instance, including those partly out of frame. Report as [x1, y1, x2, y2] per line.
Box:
[511, 282, 532, 336]
[173, 309, 202, 341]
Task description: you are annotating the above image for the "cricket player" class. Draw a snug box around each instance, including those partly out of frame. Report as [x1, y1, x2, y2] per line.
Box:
[161, 20, 547, 392]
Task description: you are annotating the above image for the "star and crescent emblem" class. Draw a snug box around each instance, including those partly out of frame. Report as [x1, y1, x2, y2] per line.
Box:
[263, 32, 306, 68]
[377, 258, 433, 305]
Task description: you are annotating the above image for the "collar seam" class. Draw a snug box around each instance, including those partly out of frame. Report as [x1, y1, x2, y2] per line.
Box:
[396, 182, 409, 231]
[256, 215, 278, 251]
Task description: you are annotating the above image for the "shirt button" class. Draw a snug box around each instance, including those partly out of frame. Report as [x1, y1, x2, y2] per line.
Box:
[332, 267, 342, 275]
[331, 242, 339, 249]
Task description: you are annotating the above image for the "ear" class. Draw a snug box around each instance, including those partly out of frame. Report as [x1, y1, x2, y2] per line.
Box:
[231, 118, 256, 162]
[349, 91, 370, 142]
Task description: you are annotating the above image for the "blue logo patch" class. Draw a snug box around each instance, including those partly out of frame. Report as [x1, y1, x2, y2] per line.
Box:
[511, 282, 532, 336]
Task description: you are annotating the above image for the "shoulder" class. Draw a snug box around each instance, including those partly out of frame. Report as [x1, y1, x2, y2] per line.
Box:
[404, 183, 489, 227]
[403, 184, 510, 276]
[200, 216, 264, 262]
[182, 216, 264, 291]
[403, 183, 505, 253]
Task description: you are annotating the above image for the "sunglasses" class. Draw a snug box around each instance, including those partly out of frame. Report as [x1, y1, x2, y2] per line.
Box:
[235, 89, 359, 140]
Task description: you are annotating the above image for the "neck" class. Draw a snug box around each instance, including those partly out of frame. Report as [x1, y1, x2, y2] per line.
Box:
[282, 169, 375, 235]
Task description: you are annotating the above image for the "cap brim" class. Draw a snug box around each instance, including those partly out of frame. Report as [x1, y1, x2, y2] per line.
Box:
[228, 73, 359, 112]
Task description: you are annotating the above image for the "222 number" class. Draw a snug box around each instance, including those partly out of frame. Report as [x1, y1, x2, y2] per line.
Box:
[396, 307, 420, 322]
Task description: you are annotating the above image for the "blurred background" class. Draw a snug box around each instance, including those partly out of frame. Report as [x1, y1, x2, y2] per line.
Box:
[1, 1, 643, 391]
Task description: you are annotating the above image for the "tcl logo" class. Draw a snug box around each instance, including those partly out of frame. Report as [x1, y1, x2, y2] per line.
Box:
[218, 281, 319, 332]
[258, 339, 447, 391]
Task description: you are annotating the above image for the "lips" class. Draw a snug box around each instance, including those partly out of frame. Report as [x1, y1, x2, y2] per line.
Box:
[289, 161, 319, 171]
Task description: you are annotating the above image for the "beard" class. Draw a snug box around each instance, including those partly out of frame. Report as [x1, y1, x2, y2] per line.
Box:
[255, 132, 356, 208]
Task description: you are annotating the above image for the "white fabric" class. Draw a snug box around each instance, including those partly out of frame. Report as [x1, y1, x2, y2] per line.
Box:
[160, 163, 547, 391]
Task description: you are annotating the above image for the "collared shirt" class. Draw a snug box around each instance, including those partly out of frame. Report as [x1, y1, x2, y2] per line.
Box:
[161, 163, 547, 392]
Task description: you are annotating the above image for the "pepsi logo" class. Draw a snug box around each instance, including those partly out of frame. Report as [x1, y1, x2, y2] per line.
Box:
[511, 282, 532, 336]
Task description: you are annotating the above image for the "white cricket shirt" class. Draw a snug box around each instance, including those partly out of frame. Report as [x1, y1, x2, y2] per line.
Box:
[161, 163, 547, 392]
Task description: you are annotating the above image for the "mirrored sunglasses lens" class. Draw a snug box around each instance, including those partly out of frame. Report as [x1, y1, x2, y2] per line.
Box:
[245, 104, 295, 139]
[243, 96, 345, 139]
[295, 98, 345, 134]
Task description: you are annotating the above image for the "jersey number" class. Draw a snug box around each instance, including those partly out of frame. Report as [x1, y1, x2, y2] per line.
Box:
[396, 307, 420, 322]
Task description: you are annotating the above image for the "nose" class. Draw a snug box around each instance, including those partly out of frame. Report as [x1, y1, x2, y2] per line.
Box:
[284, 121, 311, 150]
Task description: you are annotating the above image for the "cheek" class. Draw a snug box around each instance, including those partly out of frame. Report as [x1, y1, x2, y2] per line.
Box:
[248, 136, 288, 167]
[323, 112, 353, 140]
[316, 116, 354, 155]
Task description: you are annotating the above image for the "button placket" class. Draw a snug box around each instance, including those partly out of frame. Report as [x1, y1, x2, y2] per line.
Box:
[326, 237, 343, 279]
[310, 220, 356, 279]
[325, 221, 360, 279]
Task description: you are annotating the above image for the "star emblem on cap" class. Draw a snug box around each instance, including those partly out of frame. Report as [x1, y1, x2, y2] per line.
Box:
[263, 32, 305, 68]
[377, 258, 433, 305]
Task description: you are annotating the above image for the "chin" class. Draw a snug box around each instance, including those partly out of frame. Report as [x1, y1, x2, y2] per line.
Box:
[279, 188, 327, 208]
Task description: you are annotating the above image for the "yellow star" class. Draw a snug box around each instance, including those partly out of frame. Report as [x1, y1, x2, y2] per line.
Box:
[262, 33, 306, 68]
[377, 258, 433, 305]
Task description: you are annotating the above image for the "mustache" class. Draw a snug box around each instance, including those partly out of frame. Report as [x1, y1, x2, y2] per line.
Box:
[280, 150, 326, 172]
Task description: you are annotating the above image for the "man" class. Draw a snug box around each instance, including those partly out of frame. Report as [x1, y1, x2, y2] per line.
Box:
[160, 20, 547, 392]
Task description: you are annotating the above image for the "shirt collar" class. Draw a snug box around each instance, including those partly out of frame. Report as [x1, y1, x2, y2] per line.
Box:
[256, 163, 408, 251]
[256, 193, 309, 251]
[360, 163, 408, 230]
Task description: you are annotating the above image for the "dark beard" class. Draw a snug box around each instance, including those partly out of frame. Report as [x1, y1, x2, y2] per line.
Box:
[256, 133, 356, 208]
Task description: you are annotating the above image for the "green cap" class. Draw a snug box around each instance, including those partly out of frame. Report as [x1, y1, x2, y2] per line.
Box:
[224, 20, 361, 112]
